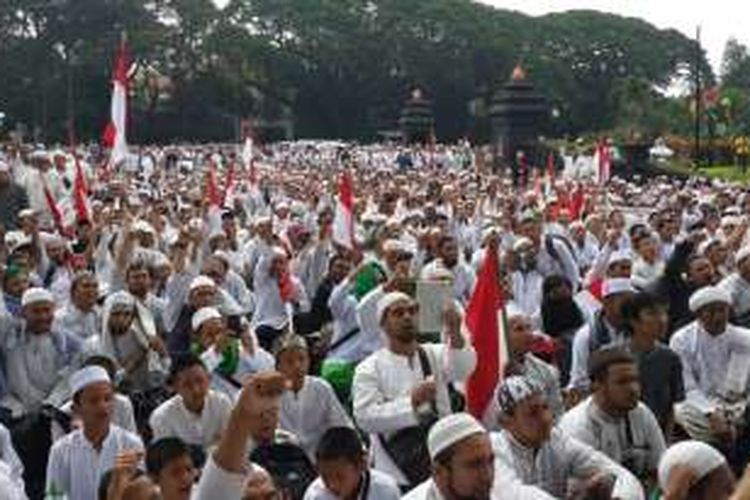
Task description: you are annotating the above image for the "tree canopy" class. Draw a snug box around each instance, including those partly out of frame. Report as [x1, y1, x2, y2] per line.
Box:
[0, 0, 712, 143]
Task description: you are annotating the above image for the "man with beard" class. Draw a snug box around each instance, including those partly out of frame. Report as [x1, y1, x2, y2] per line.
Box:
[352, 292, 476, 490]
[558, 348, 666, 482]
[491, 376, 644, 500]
[420, 235, 475, 306]
[540, 275, 589, 386]
[403, 413, 494, 500]
[53, 270, 101, 340]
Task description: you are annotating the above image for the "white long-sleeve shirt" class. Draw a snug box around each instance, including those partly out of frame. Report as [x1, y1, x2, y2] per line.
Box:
[352, 342, 477, 485]
[279, 376, 353, 459]
[557, 397, 666, 478]
[327, 278, 378, 363]
[150, 391, 233, 450]
[0, 424, 23, 488]
[491, 428, 644, 500]
[669, 320, 750, 414]
[52, 305, 101, 341]
[46, 425, 143, 500]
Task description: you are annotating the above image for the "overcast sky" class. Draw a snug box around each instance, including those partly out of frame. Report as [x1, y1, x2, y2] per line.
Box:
[212, 0, 744, 76]
[478, 0, 746, 76]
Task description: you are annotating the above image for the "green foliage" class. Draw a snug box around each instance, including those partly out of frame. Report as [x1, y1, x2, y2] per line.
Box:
[0, 0, 712, 142]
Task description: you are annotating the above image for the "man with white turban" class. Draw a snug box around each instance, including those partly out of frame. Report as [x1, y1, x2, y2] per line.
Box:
[670, 285, 750, 447]
[658, 440, 734, 500]
[351, 292, 476, 490]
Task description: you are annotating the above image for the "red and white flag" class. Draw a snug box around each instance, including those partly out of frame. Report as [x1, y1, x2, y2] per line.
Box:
[42, 177, 65, 232]
[206, 161, 221, 208]
[332, 171, 355, 249]
[222, 161, 236, 207]
[102, 37, 130, 168]
[595, 139, 611, 185]
[465, 244, 507, 421]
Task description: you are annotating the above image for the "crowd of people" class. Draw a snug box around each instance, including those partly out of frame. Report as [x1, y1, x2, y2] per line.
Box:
[2, 139, 750, 500]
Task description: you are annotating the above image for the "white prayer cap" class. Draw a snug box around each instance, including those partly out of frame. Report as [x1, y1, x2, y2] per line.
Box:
[70, 366, 111, 396]
[721, 215, 741, 227]
[272, 334, 309, 357]
[422, 265, 453, 282]
[212, 250, 231, 264]
[382, 239, 404, 253]
[601, 278, 635, 298]
[512, 236, 533, 252]
[271, 246, 288, 259]
[191, 306, 222, 331]
[189, 275, 216, 292]
[505, 302, 526, 320]
[4, 231, 32, 254]
[481, 226, 499, 243]
[428, 413, 486, 461]
[657, 441, 726, 493]
[105, 290, 135, 311]
[689, 286, 731, 313]
[208, 227, 226, 240]
[17, 208, 36, 219]
[377, 291, 414, 325]
[736, 245, 750, 266]
[607, 249, 632, 267]
[254, 215, 272, 227]
[21, 287, 53, 307]
[698, 238, 722, 256]
[132, 220, 155, 234]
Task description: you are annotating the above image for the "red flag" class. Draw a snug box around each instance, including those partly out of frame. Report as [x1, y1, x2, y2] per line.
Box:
[465, 246, 506, 419]
[570, 183, 586, 220]
[206, 161, 221, 207]
[332, 171, 355, 249]
[596, 139, 611, 185]
[42, 178, 65, 232]
[73, 161, 90, 222]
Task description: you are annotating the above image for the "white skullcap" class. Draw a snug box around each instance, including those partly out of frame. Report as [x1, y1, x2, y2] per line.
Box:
[657, 441, 726, 493]
[189, 275, 216, 292]
[512, 236, 533, 252]
[428, 413, 486, 461]
[132, 220, 155, 234]
[505, 301, 526, 320]
[698, 238, 722, 256]
[105, 290, 135, 311]
[721, 215, 741, 227]
[481, 226, 499, 243]
[382, 239, 403, 253]
[601, 278, 635, 298]
[254, 215, 272, 227]
[689, 286, 731, 313]
[208, 227, 226, 240]
[21, 287, 54, 307]
[272, 334, 309, 356]
[736, 245, 750, 266]
[191, 307, 222, 331]
[70, 366, 111, 396]
[607, 249, 632, 267]
[4, 231, 32, 254]
[377, 291, 413, 325]
[18, 208, 36, 219]
[422, 265, 454, 282]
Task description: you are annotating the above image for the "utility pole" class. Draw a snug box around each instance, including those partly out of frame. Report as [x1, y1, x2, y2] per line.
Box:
[694, 25, 702, 169]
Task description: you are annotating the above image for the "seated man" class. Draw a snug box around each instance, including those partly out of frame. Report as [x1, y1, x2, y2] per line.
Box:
[352, 291, 476, 490]
[491, 376, 644, 500]
[669, 286, 750, 455]
[191, 307, 274, 399]
[46, 365, 143, 500]
[149, 354, 233, 461]
[558, 348, 666, 482]
[504, 304, 564, 420]
[304, 426, 400, 500]
[274, 334, 353, 459]
[403, 413, 495, 500]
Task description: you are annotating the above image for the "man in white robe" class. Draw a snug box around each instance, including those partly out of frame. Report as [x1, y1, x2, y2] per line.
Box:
[669, 285, 750, 447]
[491, 376, 644, 500]
[275, 334, 353, 459]
[352, 292, 476, 488]
[150, 353, 233, 454]
[46, 365, 143, 500]
[558, 348, 666, 481]
[52, 271, 101, 340]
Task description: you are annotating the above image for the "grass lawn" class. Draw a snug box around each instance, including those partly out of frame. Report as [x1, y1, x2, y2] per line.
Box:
[659, 160, 750, 184]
